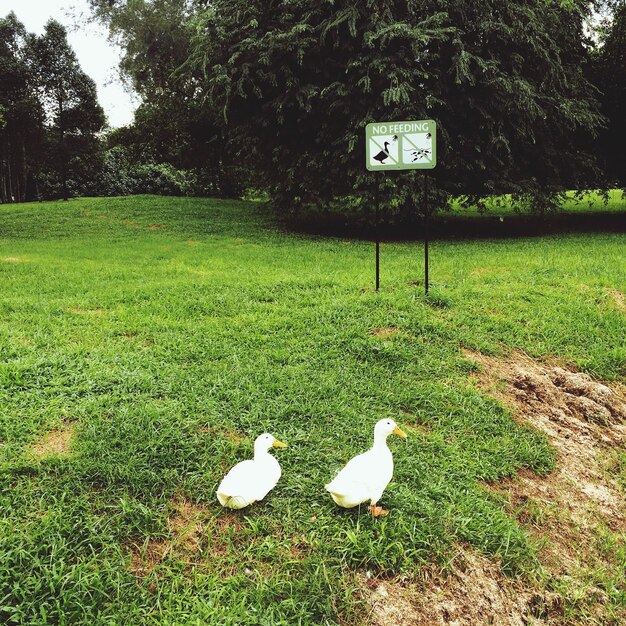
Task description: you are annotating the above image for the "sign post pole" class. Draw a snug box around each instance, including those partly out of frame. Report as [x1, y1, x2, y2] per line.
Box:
[365, 119, 436, 292]
[424, 174, 429, 295]
[375, 179, 380, 292]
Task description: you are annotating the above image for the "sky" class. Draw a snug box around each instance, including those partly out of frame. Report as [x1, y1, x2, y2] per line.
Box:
[1, 0, 138, 128]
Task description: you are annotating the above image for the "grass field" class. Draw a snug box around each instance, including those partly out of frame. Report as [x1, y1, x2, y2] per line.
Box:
[449, 189, 626, 216]
[0, 195, 625, 625]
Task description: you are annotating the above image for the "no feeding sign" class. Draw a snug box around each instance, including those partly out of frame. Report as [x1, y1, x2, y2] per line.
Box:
[366, 119, 436, 171]
[365, 118, 437, 293]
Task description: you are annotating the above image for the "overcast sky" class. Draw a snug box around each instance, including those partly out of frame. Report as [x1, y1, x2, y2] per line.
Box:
[1, 0, 137, 128]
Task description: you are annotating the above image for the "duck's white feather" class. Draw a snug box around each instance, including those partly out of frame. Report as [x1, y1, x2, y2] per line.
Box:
[325, 446, 393, 508]
[217, 456, 281, 509]
[325, 419, 406, 510]
[216, 435, 283, 509]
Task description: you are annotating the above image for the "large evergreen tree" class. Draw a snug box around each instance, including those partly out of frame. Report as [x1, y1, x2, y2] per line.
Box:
[183, 0, 603, 214]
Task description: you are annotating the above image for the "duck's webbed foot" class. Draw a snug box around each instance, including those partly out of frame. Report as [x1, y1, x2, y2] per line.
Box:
[369, 503, 389, 517]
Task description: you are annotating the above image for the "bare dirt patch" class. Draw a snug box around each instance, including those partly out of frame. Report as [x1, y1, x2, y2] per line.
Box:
[199, 425, 250, 447]
[93, 213, 142, 228]
[127, 496, 211, 577]
[128, 537, 169, 578]
[147, 224, 165, 230]
[30, 423, 75, 459]
[470, 266, 498, 278]
[1, 256, 21, 262]
[369, 326, 400, 338]
[166, 496, 210, 554]
[465, 349, 626, 527]
[358, 549, 562, 626]
[126, 497, 256, 579]
[464, 349, 626, 622]
[606, 288, 626, 312]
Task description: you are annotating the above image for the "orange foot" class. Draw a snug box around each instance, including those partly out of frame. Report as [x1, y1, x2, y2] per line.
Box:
[369, 504, 389, 517]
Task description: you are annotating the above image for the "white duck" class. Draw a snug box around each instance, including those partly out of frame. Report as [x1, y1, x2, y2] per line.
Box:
[325, 419, 406, 516]
[216, 433, 287, 509]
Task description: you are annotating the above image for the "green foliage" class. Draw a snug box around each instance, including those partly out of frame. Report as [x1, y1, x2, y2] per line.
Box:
[0, 13, 44, 203]
[0, 196, 624, 623]
[132, 162, 193, 196]
[590, 2, 626, 187]
[96, 144, 248, 198]
[105, 102, 257, 199]
[90, 1, 252, 199]
[30, 19, 106, 200]
[91, 146, 135, 196]
[0, 14, 105, 203]
[183, 0, 604, 216]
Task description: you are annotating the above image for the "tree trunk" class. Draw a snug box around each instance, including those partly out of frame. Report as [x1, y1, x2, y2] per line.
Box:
[19, 139, 27, 202]
[0, 135, 7, 203]
[59, 96, 68, 201]
[6, 137, 14, 202]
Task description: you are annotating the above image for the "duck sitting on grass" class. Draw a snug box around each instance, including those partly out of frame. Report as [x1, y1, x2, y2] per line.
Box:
[325, 419, 407, 517]
[217, 433, 287, 509]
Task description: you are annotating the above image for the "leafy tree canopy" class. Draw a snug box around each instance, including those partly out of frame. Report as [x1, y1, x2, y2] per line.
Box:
[590, 0, 626, 186]
[30, 19, 106, 199]
[90, 0, 254, 197]
[0, 14, 106, 202]
[185, 0, 604, 214]
[91, 1, 609, 214]
[0, 12, 43, 202]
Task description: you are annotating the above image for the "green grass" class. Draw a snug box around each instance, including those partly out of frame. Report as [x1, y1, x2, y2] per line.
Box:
[0, 195, 624, 625]
[449, 189, 626, 216]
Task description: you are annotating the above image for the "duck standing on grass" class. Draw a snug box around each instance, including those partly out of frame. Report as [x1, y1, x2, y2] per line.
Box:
[325, 419, 407, 517]
[217, 433, 287, 509]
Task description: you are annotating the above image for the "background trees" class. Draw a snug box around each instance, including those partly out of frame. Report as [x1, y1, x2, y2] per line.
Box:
[185, 0, 604, 215]
[31, 20, 106, 200]
[89, 0, 252, 198]
[0, 14, 105, 202]
[92, 0, 618, 216]
[3, 2, 624, 207]
[0, 14, 43, 203]
[591, 0, 626, 188]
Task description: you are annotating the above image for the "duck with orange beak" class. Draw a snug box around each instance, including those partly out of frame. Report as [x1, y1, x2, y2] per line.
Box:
[325, 419, 407, 517]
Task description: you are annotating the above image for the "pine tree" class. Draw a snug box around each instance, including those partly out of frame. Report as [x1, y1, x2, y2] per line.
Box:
[186, 0, 603, 215]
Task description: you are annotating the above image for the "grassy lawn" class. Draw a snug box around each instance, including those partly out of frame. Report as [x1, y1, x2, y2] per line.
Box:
[449, 189, 626, 216]
[0, 195, 624, 625]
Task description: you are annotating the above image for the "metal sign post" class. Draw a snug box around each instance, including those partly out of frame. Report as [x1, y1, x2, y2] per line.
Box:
[375, 180, 380, 291]
[365, 119, 437, 293]
[424, 174, 430, 295]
